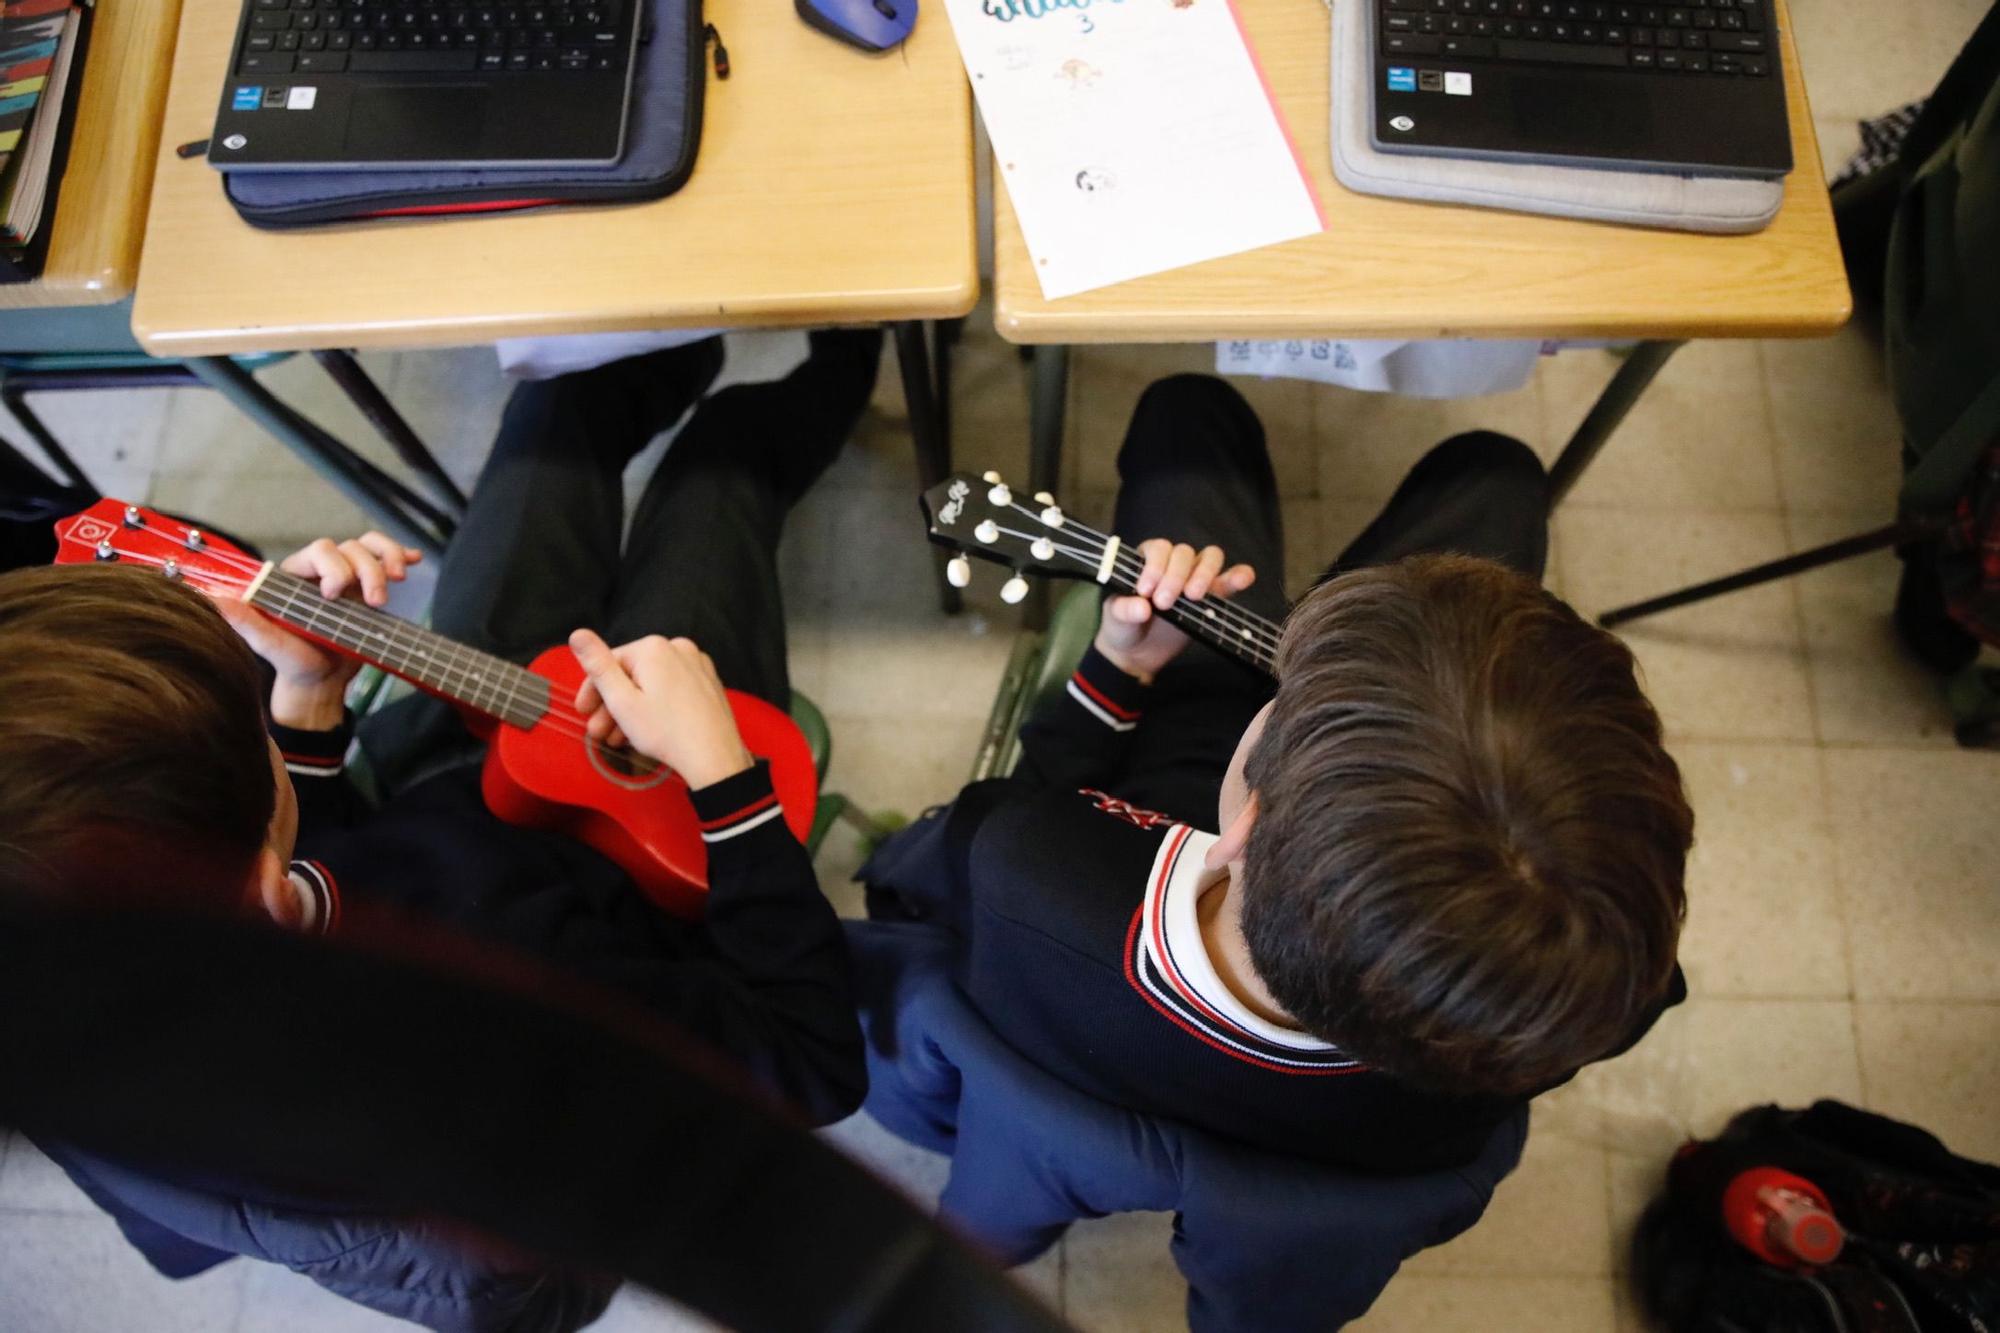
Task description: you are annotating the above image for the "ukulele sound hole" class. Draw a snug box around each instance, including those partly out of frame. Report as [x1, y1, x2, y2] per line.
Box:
[585, 738, 673, 792]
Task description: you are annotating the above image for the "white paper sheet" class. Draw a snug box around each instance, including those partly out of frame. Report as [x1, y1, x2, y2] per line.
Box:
[1217, 338, 1546, 397]
[945, 0, 1325, 299]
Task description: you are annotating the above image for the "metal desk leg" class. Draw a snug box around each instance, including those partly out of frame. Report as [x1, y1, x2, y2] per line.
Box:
[1024, 344, 1072, 629]
[183, 356, 454, 557]
[891, 320, 962, 614]
[310, 349, 468, 516]
[1545, 339, 1685, 506]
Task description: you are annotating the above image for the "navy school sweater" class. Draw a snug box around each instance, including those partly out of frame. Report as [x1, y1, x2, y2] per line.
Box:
[273, 715, 864, 1127]
[864, 645, 1683, 1174]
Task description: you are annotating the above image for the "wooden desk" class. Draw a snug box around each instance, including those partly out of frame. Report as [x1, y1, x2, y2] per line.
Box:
[132, 0, 977, 354]
[0, 0, 181, 311]
[992, 0, 1848, 344]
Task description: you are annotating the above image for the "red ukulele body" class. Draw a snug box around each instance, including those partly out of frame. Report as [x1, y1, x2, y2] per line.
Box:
[476, 646, 815, 918]
[54, 500, 817, 920]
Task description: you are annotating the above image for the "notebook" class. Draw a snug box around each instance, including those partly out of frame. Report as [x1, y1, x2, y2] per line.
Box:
[0, 0, 91, 280]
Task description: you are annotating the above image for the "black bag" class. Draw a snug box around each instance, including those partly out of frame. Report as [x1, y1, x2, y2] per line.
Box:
[1634, 1101, 2000, 1333]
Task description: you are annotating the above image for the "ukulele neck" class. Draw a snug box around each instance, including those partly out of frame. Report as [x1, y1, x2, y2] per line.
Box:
[246, 567, 550, 728]
[1092, 538, 1281, 676]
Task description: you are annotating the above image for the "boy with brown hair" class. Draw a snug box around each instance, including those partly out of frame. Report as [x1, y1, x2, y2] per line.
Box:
[864, 373, 1692, 1173]
[0, 334, 879, 1332]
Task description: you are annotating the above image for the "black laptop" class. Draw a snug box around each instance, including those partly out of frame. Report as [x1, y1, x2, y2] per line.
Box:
[1371, 0, 1791, 178]
[210, 0, 645, 171]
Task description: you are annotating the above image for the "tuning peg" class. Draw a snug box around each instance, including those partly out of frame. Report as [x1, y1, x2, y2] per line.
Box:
[981, 470, 1003, 483]
[185, 529, 206, 550]
[1040, 504, 1065, 529]
[988, 482, 1013, 506]
[974, 519, 999, 544]
[1034, 491, 1055, 506]
[946, 555, 971, 588]
[1030, 537, 1055, 561]
[122, 505, 144, 527]
[94, 541, 117, 562]
[1000, 573, 1030, 605]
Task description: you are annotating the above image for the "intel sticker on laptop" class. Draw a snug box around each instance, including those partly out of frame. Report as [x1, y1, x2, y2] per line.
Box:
[1387, 66, 1417, 93]
[232, 86, 261, 111]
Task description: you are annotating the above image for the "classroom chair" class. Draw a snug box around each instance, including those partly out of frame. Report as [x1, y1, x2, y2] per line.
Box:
[847, 919, 1530, 1333]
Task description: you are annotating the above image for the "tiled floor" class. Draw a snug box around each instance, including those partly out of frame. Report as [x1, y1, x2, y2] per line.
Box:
[6, 1, 1999, 1327]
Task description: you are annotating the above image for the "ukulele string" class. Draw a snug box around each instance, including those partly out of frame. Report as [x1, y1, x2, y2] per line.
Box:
[985, 518, 1278, 672]
[997, 501, 1283, 659]
[107, 545, 656, 765]
[255, 575, 657, 762]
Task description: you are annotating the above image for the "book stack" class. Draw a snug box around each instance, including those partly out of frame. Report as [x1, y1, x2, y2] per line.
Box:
[0, 0, 89, 283]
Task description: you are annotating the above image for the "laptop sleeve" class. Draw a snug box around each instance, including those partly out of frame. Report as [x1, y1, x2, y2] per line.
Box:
[223, 0, 705, 229]
[1329, 0, 1785, 234]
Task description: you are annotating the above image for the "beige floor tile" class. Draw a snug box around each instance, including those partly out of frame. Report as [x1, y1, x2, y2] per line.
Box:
[822, 710, 985, 836]
[1824, 748, 2000, 1001]
[1318, 375, 1546, 507]
[1606, 1148, 1668, 1278]
[1787, 0, 1987, 121]
[1540, 341, 1781, 512]
[818, 1111, 954, 1213]
[4, 384, 177, 505]
[148, 469, 374, 556]
[1556, 509, 1816, 742]
[157, 352, 405, 480]
[1855, 1001, 2000, 1162]
[383, 345, 512, 494]
[1061, 1210, 1185, 1333]
[1403, 1132, 1614, 1278]
[1574, 1000, 1863, 1149]
[1070, 344, 1319, 500]
[1790, 508, 1959, 746]
[0, 1214, 247, 1333]
[1763, 328, 1904, 517]
[1672, 743, 1851, 998]
[1350, 1274, 1618, 1332]
[0, 1135, 99, 1213]
[1014, 1242, 1066, 1312]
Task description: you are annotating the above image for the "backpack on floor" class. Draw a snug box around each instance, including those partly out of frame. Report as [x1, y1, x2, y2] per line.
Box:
[1633, 1101, 2000, 1333]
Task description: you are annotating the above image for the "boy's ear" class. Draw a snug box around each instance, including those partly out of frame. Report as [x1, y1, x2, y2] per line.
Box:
[251, 845, 294, 924]
[1206, 791, 1258, 870]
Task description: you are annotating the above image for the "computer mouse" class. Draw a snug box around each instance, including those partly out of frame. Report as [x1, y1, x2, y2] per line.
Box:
[796, 0, 916, 53]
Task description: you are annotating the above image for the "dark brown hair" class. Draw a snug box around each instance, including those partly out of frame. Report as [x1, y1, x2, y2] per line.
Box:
[1241, 555, 1691, 1098]
[0, 563, 275, 905]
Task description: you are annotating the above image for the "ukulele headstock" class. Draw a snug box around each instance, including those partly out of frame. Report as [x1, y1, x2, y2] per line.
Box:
[919, 472, 1100, 603]
[51, 500, 261, 600]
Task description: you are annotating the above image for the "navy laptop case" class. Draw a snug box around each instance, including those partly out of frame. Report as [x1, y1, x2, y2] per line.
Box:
[223, 0, 705, 228]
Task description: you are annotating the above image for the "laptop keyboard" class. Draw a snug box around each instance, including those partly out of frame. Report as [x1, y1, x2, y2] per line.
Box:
[237, 0, 630, 78]
[1379, 0, 1773, 76]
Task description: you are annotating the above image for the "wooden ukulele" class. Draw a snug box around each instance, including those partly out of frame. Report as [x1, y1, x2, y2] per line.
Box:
[920, 471, 1283, 678]
[54, 500, 817, 919]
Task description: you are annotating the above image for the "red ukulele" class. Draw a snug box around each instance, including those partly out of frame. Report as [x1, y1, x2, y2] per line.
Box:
[53, 500, 817, 919]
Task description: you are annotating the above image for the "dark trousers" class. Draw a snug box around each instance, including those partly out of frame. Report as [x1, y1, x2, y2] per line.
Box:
[1103, 373, 1550, 822]
[361, 332, 882, 788]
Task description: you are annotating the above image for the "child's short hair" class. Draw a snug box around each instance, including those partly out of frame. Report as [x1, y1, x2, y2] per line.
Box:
[0, 563, 276, 905]
[1241, 554, 1690, 1098]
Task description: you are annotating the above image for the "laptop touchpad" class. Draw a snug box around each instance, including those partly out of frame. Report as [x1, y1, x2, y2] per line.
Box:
[1508, 75, 1654, 154]
[346, 85, 489, 158]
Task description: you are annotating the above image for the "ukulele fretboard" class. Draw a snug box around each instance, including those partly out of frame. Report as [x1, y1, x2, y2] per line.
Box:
[250, 569, 550, 729]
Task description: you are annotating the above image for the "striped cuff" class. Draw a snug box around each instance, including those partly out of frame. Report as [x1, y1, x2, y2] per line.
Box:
[288, 860, 343, 937]
[269, 712, 354, 779]
[689, 761, 789, 847]
[1066, 647, 1147, 733]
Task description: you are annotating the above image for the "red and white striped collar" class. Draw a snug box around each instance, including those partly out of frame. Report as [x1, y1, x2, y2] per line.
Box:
[1129, 825, 1357, 1071]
